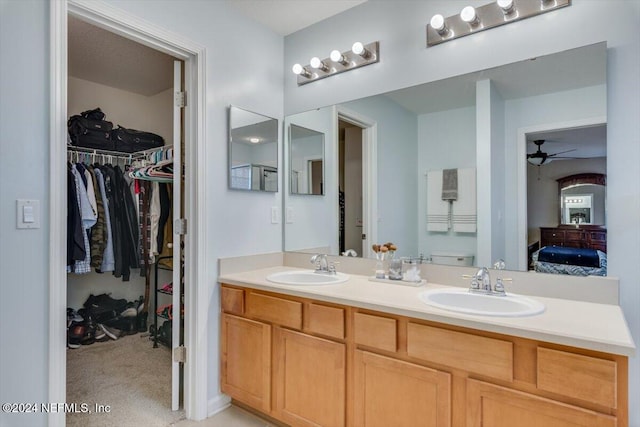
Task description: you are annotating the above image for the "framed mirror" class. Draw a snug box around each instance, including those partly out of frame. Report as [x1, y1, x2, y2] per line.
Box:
[228, 106, 278, 192]
[289, 124, 325, 195]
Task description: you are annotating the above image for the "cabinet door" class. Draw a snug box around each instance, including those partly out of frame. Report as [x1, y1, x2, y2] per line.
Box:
[274, 328, 346, 427]
[221, 314, 271, 412]
[466, 379, 616, 427]
[354, 350, 451, 427]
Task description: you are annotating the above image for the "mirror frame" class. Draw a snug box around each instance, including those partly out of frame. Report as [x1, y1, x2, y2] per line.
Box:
[228, 105, 279, 192]
[288, 123, 325, 196]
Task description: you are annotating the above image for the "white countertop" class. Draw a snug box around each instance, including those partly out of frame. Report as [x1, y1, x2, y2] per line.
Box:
[219, 266, 636, 357]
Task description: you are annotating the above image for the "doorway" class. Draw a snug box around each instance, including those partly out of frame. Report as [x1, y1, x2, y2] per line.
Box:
[339, 120, 364, 256]
[50, 2, 208, 425]
[336, 107, 377, 258]
[517, 117, 607, 270]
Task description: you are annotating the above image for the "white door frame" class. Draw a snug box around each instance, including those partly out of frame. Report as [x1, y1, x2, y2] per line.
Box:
[516, 115, 607, 270]
[336, 106, 377, 258]
[49, 1, 209, 424]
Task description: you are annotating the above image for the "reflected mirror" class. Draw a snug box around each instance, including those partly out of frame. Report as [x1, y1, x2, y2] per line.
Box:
[558, 173, 606, 226]
[289, 124, 325, 195]
[283, 42, 607, 273]
[229, 106, 278, 192]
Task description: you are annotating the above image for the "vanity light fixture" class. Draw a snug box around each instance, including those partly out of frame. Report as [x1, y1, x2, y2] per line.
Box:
[427, 0, 571, 47]
[249, 138, 260, 144]
[292, 41, 380, 86]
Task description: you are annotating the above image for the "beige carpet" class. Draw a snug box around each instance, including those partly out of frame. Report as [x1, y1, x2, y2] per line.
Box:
[67, 333, 185, 427]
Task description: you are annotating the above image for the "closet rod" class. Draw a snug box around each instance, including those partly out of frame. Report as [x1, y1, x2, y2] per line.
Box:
[67, 145, 173, 160]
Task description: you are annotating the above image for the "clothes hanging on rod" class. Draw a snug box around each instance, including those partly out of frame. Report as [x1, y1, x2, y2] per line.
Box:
[66, 146, 172, 281]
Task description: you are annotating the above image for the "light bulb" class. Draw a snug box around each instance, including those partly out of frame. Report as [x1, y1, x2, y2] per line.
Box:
[497, 0, 515, 13]
[460, 6, 477, 23]
[310, 57, 322, 69]
[430, 14, 446, 32]
[292, 63, 303, 75]
[352, 42, 364, 55]
[250, 138, 260, 144]
[330, 50, 343, 62]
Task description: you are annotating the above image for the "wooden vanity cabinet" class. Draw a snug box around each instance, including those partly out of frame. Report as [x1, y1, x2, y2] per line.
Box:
[220, 284, 627, 427]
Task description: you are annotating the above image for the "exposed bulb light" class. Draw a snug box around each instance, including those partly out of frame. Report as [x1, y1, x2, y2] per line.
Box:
[497, 0, 515, 14]
[430, 14, 448, 35]
[352, 41, 372, 59]
[310, 56, 329, 72]
[292, 63, 312, 78]
[330, 49, 349, 65]
[249, 138, 260, 144]
[460, 6, 479, 25]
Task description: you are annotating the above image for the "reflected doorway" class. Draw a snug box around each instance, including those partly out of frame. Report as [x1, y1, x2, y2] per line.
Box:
[339, 120, 364, 256]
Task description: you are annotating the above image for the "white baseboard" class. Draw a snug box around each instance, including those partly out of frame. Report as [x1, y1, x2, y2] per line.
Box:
[207, 393, 232, 417]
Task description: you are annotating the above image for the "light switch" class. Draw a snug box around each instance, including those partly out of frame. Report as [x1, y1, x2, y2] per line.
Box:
[286, 207, 294, 224]
[271, 206, 279, 224]
[17, 199, 40, 229]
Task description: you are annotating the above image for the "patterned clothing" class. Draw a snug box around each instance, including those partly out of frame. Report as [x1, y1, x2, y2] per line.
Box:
[69, 164, 95, 274]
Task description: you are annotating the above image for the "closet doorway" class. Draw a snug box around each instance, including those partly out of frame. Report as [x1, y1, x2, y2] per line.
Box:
[50, 2, 208, 425]
[66, 15, 185, 422]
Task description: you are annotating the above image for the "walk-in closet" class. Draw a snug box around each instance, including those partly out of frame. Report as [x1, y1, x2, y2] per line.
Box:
[65, 15, 185, 425]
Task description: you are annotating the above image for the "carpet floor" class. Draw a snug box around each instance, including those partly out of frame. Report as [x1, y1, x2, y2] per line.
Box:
[66, 333, 185, 427]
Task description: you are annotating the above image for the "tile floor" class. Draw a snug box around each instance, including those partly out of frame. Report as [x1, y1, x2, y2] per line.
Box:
[172, 405, 277, 427]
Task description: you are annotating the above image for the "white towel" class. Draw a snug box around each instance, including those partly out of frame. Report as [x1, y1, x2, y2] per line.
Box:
[427, 170, 450, 232]
[452, 168, 476, 233]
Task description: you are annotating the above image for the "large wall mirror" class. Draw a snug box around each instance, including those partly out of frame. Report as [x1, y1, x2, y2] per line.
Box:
[228, 106, 278, 192]
[289, 124, 325, 195]
[283, 42, 607, 275]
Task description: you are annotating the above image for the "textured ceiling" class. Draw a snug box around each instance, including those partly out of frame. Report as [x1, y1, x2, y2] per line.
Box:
[68, 16, 175, 96]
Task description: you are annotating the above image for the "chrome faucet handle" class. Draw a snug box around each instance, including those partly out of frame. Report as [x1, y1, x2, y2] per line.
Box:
[463, 274, 480, 290]
[328, 261, 340, 274]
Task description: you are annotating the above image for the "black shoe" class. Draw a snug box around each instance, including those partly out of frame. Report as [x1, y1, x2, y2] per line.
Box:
[137, 312, 148, 332]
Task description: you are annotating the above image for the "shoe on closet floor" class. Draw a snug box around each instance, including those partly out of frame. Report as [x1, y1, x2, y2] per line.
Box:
[98, 323, 121, 340]
[68, 322, 86, 349]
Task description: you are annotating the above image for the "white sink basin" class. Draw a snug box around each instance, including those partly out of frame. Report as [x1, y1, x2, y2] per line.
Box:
[266, 270, 350, 286]
[418, 288, 545, 317]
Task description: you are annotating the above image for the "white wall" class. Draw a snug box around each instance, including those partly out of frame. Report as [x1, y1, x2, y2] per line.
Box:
[0, 2, 49, 425]
[0, 1, 283, 425]
[418, 106, 476, 261]
[284, 2, 640, 425]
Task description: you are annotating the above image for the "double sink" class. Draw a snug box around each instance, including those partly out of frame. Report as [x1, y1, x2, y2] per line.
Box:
[266, 270, 545, 318]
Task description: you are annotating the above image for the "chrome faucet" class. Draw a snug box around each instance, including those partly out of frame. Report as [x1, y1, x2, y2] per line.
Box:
[474, 267, 492, 292]
[310, 254, 337, 274]
[466, 260, 509, 296]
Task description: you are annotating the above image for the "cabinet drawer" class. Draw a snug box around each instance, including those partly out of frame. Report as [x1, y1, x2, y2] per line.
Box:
[565, 230, 585, 240]
[407, 323, 513, 382]
[354, 312, 397, 352]
[246, 292, 302, 330]
[221, 286, 244, 315]
[307, 303, 345, 339]
[542, 230, 565, 240]
[537, 347, 617, 408]
[590, 231, 607, 242]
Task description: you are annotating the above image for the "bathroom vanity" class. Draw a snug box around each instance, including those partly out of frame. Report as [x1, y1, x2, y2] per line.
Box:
[219, 261, 634, 427]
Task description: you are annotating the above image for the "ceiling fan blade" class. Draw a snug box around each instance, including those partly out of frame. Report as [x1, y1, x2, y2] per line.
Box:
[548, 148, 577, 157]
